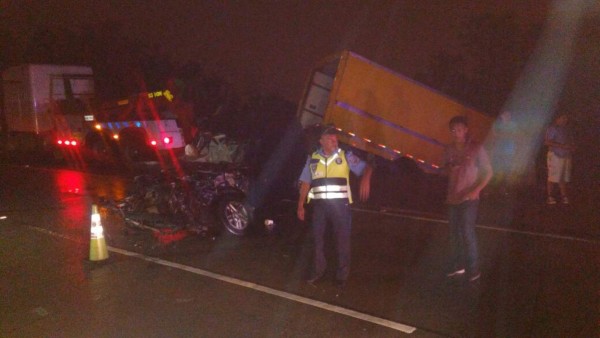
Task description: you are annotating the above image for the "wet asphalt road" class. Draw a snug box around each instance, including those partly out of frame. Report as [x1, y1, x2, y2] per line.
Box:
[0, 161, 598, 337]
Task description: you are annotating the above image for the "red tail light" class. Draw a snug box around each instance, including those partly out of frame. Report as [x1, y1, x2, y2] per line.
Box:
[163, 136, 172, 144]
[150, 140, 157, 146]
[57, 139, 78, 146]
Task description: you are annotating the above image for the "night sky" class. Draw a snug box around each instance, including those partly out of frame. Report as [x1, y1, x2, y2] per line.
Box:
[2, 1, 599, 116]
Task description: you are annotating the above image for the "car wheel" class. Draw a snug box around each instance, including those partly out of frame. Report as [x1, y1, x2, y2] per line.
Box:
[218, 195, 251, 236]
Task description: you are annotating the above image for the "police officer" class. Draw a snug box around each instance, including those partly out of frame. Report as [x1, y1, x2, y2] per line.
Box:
[297, 125, 372, 292]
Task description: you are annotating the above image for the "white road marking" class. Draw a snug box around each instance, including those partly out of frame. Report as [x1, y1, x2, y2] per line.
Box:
[276, 198, 597, 244]
[31, 226, 417, 334]
[353, 207, 599, 245]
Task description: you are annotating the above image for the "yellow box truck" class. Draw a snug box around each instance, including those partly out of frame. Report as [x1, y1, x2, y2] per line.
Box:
[297, 51, 493, 171]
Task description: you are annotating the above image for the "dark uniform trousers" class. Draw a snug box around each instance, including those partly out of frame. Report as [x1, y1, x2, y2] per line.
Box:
[311, 198, 352, 282]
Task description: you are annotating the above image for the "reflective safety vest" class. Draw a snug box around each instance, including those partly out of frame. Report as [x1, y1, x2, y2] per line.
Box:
[307, 149, 352, 203]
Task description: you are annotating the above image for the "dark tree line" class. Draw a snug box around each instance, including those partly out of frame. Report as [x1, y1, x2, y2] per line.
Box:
[1, 11, 550, 134]
[415, 12, 544, 115]
[0, 19, 298, 143]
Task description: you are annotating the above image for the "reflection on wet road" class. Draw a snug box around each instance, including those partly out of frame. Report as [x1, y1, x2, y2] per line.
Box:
[1, 163, 598, 337]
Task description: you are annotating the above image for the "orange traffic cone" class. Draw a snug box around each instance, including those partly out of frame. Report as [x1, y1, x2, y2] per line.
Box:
[89, 204, 108, 261]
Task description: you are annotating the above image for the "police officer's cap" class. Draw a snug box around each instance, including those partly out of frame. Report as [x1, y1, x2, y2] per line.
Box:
[320, 124, 338, 137]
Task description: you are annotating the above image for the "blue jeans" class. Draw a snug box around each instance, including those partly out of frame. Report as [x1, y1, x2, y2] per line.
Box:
[448, 200, 480, 273]
[311, 199, 352, 281]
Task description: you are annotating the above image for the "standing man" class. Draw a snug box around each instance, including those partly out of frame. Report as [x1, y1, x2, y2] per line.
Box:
[297, 125, 372, 292]
[544, 114, 575, 205]
[443, 116, 492, 282]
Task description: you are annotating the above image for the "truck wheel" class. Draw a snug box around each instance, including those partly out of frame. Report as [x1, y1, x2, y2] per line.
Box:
[118, 139, 149, 171]
[85, 133, 113, 163]
[122, 142, 143, 162]
[119, 129, 152, 166]
[218, 195, 251, 236]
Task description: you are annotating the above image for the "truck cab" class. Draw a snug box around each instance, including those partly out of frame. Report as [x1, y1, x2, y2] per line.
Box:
[89, 90, 185, 162]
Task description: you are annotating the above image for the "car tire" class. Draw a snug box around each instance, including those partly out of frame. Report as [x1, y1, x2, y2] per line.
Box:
[218, 194, 251, 236]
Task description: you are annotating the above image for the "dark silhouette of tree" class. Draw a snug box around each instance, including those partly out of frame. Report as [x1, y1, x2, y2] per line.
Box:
[25, 27, 60, 64]
[86, 20, 160, 99]
[1, 19, 159, 100]
[416, 51, 470, 103]
[138, 43, 174, 92]
[416, 12, 543, 115]
[0, 22, 18, 71]
[459, 13, 542, 113]
[171, 63, 236, 131]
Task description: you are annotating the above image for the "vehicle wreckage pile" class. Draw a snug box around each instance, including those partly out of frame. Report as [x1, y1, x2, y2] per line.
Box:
[110, 163, 252, 241]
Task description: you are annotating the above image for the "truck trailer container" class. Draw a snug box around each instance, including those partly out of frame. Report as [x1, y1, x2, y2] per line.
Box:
[298, 51, 493, 170]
